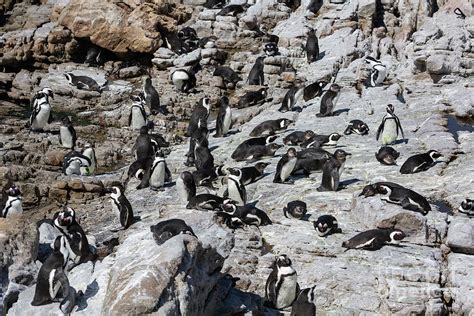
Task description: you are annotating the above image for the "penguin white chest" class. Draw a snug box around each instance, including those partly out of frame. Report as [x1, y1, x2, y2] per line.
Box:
[131, 107, 146, 130]
[66, 159, 82, 175]
[32, 104, 51, 129]
[280, 158, 297, 182]
[176, 177, 188, 202]
[2, 197, 23, 217]
[110, 198, 120, 217]
[150, 162, 165, 189]
[382, 119, 398, 144]
[60, 126, 73, 148]
[276, 268, 298, 309]
[228, 179, 244, 205]
[222, 107, 232, 134]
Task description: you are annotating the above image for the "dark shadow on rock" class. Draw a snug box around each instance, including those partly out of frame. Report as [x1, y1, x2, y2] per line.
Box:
[339, 178, 361, 188]
[433, 200, 453, 215]
[331, 108, 350, 116]
[76, 279, 99, 311]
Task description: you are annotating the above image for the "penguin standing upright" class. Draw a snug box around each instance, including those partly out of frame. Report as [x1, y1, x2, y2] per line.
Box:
[265, 254, 299, 310]
[143, 77, 165, 115]
[279, 85, 299, 112]
[215, 96, 232, 137]
[291, 286, 317, 316]
[307, 0, 323, 14]
[364, 56, 387, 87]
[317, 84, 341, 117]
[134, 126, 156, 160]
[82, 143, 97, 175]
[187, 97, 211, 137]
[59, 117, 77, 149]
[342, 229, 406, 250]
[400, 150, 442, 174]
[227, 168, 247, 206]
[140, 151, 171, 191]
[107, 185, 134, 229]
[273, 148, 298, 184]
[1, 185, 23, 218]
[317, 149, 351, 191]
[176, 171, 196, 203]
[248, 56, 265, 85]
[31, 236, 76, 314]
[305, 28, 319, 63]
[194, 137, 214, 171]
[30, 88, 54, 132]
[129, 94, 148, 130]
[376, 104, 405, 145]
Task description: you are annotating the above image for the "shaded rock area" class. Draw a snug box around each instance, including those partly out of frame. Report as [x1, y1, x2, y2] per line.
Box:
[1, 0, 473, 315]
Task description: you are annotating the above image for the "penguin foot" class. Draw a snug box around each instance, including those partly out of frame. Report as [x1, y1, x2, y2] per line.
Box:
[283, 179, 295, 184]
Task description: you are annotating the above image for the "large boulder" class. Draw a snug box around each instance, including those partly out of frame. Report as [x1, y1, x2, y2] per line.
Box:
[58, 0, 192, 56]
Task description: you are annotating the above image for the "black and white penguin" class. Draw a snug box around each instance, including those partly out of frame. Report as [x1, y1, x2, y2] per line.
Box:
[305, 28, 319, 63]
[139, 151, 171, 191]
[317, 84, 341, 117]
[219, 200, 272, 226]
[240, 162, 270, 185]
[297, 147, 332, 160]
[215, 96, 232, 137]
[213, 66, 242, 88]
[194, 137, 214, 172]
[274, 148, 298, 184]
[364, 56, 387, 87]
[279, 85, 300, 112]
[283, 200, 307, 219]
[263, 42, 279, 57]
[82, 143, 97, 175]
[313, 215, 341, 237]
[291, 157, 328, 176]
[192, 165, 225, 187]
[317, 149, 351, 192]
[128, 94, 148, 130]
[231, 135, 278, 160]
[143, 77, 164, 115]
[30, 88, 54, 132]
[375, 146, 400, 165]
[171, 63, 201, 93]
[127, 158, 149, 181]
[134, 126, 156, 160]
[186, 194, 225, 211]
[290, 286, 317, 316]
[62, 150, 91, 176]
[177, 171, 196, 203]
[234, 143, 282, 162]
[150, 219, 197, 245]
[249, 118, 293, 137]
[459, 199, 473, 216]
[301, 132, 342, 148]
[360, 182, 431, 214]
[107, 185, 134, 229]
[237, 88, 267, 108]
[204, 0, 226, 9]
[376, 104, 405, 145]
[307, 0, 323, 14]
[280, 0, 301, 11]
[59, 117, 77, 149]
[248, 56, 265, 86]
[227, 168, 247, 206]
[400, 150, 442, 174]
[303, 80, 327, 102]
[199, 36, 218, 49]
[1, 185, 23, 218]
[64, 73, 104, 92]
[31, 236, 76, 314]
[284, 130, 315, 146]
[187, 97, 211, 137]
[217, 4, 248, 16]
[344, 120, 369, 135]
[53, 207, 93, 263]
[186, 126, 209, 167]
[342, 229, 406, 251]
[265, 254, 299, 310]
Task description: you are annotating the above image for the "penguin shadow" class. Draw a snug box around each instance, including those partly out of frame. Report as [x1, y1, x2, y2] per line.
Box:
[76, 279, 99, 311]
[223, 130, 241, 137]
[300, 213, 313, 221]
[338, 178, 362, 190]
[317, 51, 326, 61]
[209, 145, 220, 152]
[331, 109, 350, 116]
[432, 200, 453, 215]
[392, 139, 408, 145]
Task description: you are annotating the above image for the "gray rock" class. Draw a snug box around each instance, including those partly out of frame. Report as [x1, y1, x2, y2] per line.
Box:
[446, 216, 474, 255]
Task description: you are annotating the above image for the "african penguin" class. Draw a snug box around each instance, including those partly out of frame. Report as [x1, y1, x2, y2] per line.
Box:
[265, 254, 299, 310]
[249, 118, 293, 137]
[219, 200, 272, 227]
[313, 215, 341, 237]
[305, 28, 319, 63]
[342, 229, 406, 251]
[30, 88, 54, 132]
[215, 96, 232, 137]
[176, 171, 197, 203]
[82, 143, 97, 175]
[248, 56, 265, 86]
[400, 150, 442, 174]
[317, 149, 351, 192]
[264, 41, 279, 57]
[234, 143, 282, 162]
[143, 77, 165, 115]
[129, 94, 148, 130]
[240, 162, 270, 185]
[375, 146, 400, 165]
[303, 80, 327, 102]
[283, 130, 315, 146]
[283, 200, 307, 219]
[59, 116, 77, 149]
[273, 148, 298, 184]
[171, 63, 201, 93]
[134, 126, 156, 160]
[231, 135, 278, 160]
[217, 4, 249, 16]
[194, 137, 214, 172]
[186, 126, 209, 167]
[64, 73, 104, 92]
[376, 104, 405, 145]
[459, 199, 473, 216]
[62, 150, 91, 176]
[141, 151, 171, 191]
[213, 66, 242, 88]
[290, 286, 317, 316]
[317, 84, 341, 117]
[364, 56, 387, 87]
[1, 185, 23, 218]
[227, 168, 247, 206]
[187, 97, 211, 137]
[301, 133, 341, 148]
[186, 194, 225, 211]
[150, 219, 197, 246]
[237, 88, 267, 108]
[307, 0, 323, 14]
[279, 85, 300, 112]
[107, 185, 134, 229]
[344, 120, 369, 135]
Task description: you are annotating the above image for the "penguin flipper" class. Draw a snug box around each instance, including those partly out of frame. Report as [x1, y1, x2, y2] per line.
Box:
[48, 112, 53, 124]
[376, 120, 384, 141]
[395, 116, 405, 141]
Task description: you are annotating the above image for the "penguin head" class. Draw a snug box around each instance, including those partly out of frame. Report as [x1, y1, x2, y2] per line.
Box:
[330, 84, 341, 92]
[375, 184, 391, 195]
[220, 96, 229, 106]
[365, 56, 380, 64]
[318, 80, 328, 88]
[180, 171, 194, 182]
[6, 185, 21, 197]
[280, 118, 293, 128]
[61, 116, 72, 125]
[107, 185, 123, 197]
[201, 97, 211, 111]
[334, 149, 351, 160]
[55, 206, 76, 227]
[359, 184, 376, 197]
[41, 87, 54, 100]
[304, 130, 315, 139]
[227, 168, 242, 178]
[428, 150, 442, 161]
[255, 162, 270, 172]
[389, 229, 406, 243]
[306, 27, 316, 36]
[329, 133, 342, 142]
[459, 199, 473, 212]
[313, 218, 330, 236]
[64, 73, 73, 83]
[287, 200, 307, 218]
[139, 126, 149, 135]
[220, 200, 237, 214]
[287, 148, 297, 158]
[386, 104, 395, 114]
[275, 254, 292, 267]
[267, 143, 283, 152]
[259, 88, 268, 98]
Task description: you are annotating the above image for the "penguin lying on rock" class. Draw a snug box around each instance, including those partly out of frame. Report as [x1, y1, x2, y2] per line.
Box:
[342, 228, 406, 251]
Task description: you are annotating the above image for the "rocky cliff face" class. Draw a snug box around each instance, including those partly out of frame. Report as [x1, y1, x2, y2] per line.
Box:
[1, 0, 473, 315]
